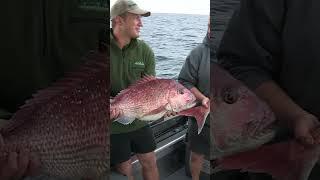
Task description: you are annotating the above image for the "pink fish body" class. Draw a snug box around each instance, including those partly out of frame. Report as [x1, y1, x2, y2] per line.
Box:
[111, 76, 209, 134]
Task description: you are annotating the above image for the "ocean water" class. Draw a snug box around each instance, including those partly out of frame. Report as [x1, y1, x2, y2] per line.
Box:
[139, 13, 209, 79]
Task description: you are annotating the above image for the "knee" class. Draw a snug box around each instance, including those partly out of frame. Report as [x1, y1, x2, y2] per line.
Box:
[116, 160, 133, 176]
[139, 155, 157, 171]
[190, 151, 204, 165]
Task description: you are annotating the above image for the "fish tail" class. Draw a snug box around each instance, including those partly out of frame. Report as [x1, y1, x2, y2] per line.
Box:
[195, 109, 209, 135]
[213, 140, 320, 180]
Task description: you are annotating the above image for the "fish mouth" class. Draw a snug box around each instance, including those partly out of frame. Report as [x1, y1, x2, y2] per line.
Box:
[240, 122, 276, 148]
[212, 128, 276, 159]
[239, 127, 275, 151]
[182, 101, 197, 111]
[173, 101, 197, 112]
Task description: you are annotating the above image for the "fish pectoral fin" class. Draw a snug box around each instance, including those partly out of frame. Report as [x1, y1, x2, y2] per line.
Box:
[164, 102, 172, 111]
[140, 106, 167, 121]
[145, 106, 167, 116]
[115, 116, 135, 125]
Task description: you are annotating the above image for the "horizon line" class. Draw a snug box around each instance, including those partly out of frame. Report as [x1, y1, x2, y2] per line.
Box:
[149, 12, 209, 16]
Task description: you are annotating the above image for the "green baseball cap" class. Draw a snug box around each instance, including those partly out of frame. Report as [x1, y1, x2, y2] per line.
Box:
[111, 0, 151, 19]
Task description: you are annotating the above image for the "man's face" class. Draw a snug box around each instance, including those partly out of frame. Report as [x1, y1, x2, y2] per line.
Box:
[120, 13, 143, 39]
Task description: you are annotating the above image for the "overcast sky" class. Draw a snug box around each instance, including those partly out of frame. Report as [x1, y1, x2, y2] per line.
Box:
[110, 0, 209, 15]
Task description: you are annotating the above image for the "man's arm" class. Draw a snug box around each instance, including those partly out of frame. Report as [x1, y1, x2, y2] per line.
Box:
[178, 52, 199, 90]
[178, 49, 209, 107]
[255, 81, 319, 145]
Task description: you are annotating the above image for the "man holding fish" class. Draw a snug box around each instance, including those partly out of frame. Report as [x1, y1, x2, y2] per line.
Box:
[177, 18, 210, 180]
[110, 0, 159, 180]
[110, 1, 210, 180]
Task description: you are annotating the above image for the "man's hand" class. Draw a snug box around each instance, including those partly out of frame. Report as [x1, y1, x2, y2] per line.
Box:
[0, 151, 41, 180]
[110, 108, 123, 120]
[201, 97, 210, 109]
[254, 81, 320, 146]
[292, 113, 320, 146]
[110, 97, 123, 120]
[164, 111, 178, 118]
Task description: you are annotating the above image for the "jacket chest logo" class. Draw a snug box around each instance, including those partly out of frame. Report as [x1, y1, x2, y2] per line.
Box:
[134, 61, 145, 66]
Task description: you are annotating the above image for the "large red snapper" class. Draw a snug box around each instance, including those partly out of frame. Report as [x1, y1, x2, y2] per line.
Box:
[110, 76, 209, 134]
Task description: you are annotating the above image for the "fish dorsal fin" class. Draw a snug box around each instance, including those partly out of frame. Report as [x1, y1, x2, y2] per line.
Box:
[0, 50, 108, 134]
[114, 75, 157, 99]
[126, 75, 156, 90]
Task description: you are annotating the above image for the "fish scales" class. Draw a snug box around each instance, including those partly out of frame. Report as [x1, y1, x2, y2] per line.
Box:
[114, 79, 176, 116]
[0, 49, 110, 179]
[111, 76, 209, 134]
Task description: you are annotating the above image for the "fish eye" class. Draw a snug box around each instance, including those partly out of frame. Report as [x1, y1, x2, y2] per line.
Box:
[221, 87, 238, 104]
[178, 89, 184, 95]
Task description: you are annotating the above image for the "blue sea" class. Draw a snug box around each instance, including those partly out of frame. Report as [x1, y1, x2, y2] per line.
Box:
[139, 13, 209, 79]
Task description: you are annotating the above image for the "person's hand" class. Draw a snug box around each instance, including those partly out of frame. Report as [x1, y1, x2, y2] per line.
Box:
[292, 113, 320, 146]
[110, 97, 123, 120]
[0, 151, 41, 180]
[164, 111, 178, 118]
[201, 97, 210, 109]
[110, 107, 123, 120]
[110, 97, 115, 104]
